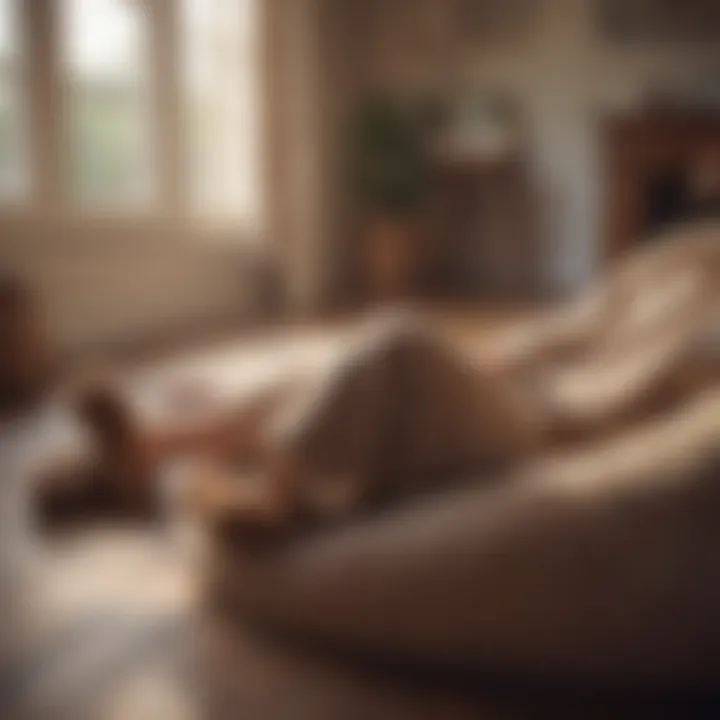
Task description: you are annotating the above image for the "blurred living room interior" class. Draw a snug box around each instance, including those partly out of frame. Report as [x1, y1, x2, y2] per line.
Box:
[1, 1, 720, 718]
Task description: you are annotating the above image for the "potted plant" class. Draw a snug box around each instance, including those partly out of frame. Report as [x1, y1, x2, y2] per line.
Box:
[348, 96, 431, 300]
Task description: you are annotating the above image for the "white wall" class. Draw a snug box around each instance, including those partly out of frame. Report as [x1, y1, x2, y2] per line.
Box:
[0, 217, 255, 353]
[362, 0, 720, 292]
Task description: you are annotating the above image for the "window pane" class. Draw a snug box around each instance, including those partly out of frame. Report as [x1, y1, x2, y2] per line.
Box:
[0, 0, 26, 200]
[62, 0, 153, 207]
[183, 0, 261, 227]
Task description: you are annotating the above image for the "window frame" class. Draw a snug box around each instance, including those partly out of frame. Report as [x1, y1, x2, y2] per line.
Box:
[0, 0, 264, 235]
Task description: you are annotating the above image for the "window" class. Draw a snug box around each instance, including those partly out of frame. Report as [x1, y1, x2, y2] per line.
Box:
[0, 0, 26, 199]
[182, 0, 261, 226]
[62, 0, 153, 207]
[0, 0, 263, 227]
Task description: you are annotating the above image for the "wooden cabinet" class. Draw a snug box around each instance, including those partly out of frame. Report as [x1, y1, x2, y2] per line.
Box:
[424, 155, 540, 300]
[604, 107, 720, 258]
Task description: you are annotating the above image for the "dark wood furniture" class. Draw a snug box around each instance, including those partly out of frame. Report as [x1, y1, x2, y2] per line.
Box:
[425, 154, 540, 300]
[604, 106, 720, 258]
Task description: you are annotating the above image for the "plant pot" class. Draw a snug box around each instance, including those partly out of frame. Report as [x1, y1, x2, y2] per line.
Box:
[364, 216, 417, 301]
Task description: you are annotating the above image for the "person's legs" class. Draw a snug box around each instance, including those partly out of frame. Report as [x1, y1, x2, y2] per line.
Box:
[34, 374, 300, 529]
[194, 312, 548, 533]
[190, 315, 420, 531]
[73, 376, 298, 501]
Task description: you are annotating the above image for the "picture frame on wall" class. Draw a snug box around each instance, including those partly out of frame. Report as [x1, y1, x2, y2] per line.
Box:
[599, 0, 720, 44]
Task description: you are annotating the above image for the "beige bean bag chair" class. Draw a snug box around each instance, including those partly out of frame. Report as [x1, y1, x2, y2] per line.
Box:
[207, 386, 720, 683]
[485, 222, 719, 369]
[202, 229, 720, 683]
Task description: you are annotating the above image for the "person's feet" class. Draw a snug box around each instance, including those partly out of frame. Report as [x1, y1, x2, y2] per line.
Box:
[183, 457, 298, 546]
[75, 383, 157, 513]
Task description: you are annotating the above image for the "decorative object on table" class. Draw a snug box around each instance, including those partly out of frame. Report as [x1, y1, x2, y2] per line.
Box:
[436, 91, 522, 162]
[347, 95, 432, 301]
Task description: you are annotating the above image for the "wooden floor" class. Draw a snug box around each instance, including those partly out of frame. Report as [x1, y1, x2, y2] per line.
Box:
[0, 314, 712, 719]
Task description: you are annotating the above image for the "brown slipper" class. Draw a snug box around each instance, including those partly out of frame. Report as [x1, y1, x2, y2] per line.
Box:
[36, 382, 161, 528]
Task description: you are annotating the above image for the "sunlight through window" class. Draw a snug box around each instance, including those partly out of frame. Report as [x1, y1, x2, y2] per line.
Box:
[0, 0, 26, 200]
[62, 0, 153, 207]
[182, 0, 261, 229]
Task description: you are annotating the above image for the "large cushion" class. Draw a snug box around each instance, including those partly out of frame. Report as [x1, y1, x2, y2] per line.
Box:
[207, 388, 720, 684]
[483, 222, 719, 368]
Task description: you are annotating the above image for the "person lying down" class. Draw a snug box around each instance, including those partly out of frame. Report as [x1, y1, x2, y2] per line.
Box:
[182, 308, 717, 539]
[38, 301, 716, 538]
